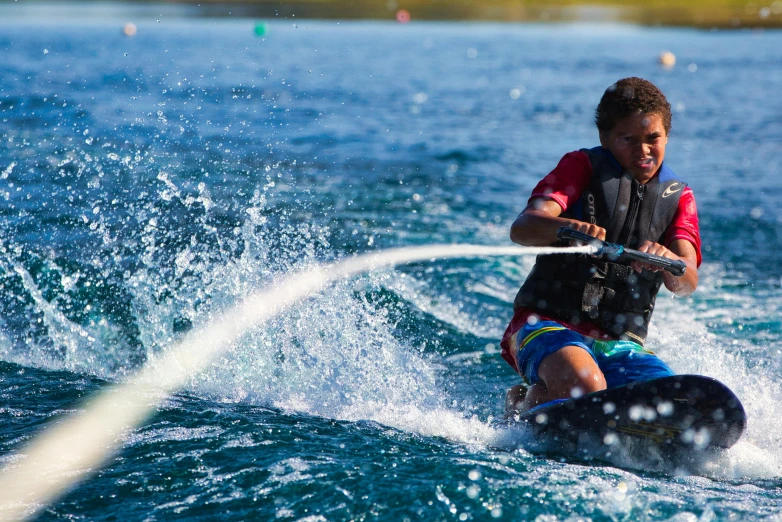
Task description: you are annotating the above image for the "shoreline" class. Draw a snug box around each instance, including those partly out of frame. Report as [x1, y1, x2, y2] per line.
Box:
[1, 1, 781, 29]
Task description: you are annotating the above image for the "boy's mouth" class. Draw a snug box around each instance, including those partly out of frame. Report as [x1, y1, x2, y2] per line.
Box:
[635, 158, 654, 169]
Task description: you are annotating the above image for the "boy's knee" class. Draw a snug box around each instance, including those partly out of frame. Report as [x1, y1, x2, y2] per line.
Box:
[571, 368, 607, 395]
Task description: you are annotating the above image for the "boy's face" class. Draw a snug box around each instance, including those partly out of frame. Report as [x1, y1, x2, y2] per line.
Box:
[599, 112, 668, 184]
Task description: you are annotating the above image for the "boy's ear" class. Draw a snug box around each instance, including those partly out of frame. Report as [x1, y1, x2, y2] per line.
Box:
[599, 131, 609, 148]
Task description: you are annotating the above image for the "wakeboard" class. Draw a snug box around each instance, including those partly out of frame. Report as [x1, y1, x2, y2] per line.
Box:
[513, 375, 746, 459]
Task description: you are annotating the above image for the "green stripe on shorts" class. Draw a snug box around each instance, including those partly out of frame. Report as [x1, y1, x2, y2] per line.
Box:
[591, 339, 655, 357]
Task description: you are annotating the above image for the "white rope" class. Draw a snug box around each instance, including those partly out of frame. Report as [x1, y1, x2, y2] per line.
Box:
[0, 243, 592, 520]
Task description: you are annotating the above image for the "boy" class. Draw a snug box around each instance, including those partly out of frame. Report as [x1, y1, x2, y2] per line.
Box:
[502, 77, 701, 415]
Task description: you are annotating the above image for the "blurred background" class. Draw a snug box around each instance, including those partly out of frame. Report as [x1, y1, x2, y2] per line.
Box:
[2, 0, 782, 27]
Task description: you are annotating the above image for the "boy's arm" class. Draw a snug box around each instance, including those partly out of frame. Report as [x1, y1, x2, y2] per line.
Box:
[665, 239, 699, 296]
[510, 198, 606, 246]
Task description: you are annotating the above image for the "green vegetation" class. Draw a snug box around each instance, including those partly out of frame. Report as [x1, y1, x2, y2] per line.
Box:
[190, 0, 782, 27]
[7, 0, 782, 28]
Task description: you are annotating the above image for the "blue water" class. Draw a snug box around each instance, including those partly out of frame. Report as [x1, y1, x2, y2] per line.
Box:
[1, 11, 782, 520]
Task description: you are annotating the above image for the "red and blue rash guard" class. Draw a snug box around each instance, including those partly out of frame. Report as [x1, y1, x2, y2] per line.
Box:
[500, 150, 702, 374]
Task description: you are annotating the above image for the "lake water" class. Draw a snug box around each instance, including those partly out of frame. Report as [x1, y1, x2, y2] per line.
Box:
[1, 11, 782, 521]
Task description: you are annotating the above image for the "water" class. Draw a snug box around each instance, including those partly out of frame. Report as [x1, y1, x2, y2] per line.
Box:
[1, 11, 782, 520]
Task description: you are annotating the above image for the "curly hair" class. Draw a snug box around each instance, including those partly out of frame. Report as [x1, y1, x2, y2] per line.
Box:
[595, 77, 672, 134]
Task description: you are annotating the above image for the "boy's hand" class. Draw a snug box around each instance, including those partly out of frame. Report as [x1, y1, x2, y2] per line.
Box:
[631, 240, 676, 273]
[630, 239, 699, 297]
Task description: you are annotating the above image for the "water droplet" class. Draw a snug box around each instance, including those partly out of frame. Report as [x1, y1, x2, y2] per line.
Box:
[657, 401, 674, 416]
[509, 87, 525, 99]
[412, 92, 428, 104]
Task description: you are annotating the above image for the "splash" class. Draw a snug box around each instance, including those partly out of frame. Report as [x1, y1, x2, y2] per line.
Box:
[0, 259, 132, 377]
[0, 243, 591, 520]
[641, 265, 782, 479]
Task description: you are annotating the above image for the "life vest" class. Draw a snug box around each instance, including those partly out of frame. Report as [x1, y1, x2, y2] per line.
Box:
[513, 147, 686, 345]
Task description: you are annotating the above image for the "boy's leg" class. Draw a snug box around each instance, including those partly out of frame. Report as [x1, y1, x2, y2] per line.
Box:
[503, 320, 607, 415]
[517, 345, 607, 412]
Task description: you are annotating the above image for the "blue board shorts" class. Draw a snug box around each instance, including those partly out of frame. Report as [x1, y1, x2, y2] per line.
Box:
[513, 320, 674, 388]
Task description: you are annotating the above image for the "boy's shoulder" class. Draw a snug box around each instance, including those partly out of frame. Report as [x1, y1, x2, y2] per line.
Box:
[657, 163, 687, 185]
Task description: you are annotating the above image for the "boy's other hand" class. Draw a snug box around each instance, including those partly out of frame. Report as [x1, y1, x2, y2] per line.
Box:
[565, 222, 607, 245]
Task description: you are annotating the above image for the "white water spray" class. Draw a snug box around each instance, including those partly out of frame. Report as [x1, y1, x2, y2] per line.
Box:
[0, 243, 591, 520]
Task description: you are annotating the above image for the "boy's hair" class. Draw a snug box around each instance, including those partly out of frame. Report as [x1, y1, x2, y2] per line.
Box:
[595, 77, 672, 134]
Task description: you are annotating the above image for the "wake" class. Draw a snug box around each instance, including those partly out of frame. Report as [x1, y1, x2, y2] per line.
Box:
[0, 243, 591, 520]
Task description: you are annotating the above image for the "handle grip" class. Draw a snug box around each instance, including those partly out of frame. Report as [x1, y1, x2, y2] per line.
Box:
[557, 227, 686, 277]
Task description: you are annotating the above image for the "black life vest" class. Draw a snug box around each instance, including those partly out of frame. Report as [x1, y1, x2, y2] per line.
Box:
[513, 147, 686, 345]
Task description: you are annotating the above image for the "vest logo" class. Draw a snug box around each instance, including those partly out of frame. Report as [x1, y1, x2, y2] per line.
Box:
[662, 183, 682, 198]
[586, 192, 597, 224]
